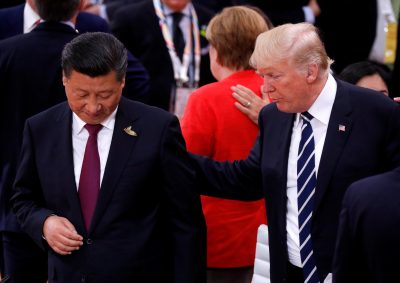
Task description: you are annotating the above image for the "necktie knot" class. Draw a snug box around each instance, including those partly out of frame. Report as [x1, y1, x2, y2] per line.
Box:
[301, 111, 314, 123]
[171, 12, 184, 23]
[85, 124, 102, 136]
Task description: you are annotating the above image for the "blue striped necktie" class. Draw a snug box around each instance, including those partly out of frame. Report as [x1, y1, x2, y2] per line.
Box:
[297, 112, 320, 283]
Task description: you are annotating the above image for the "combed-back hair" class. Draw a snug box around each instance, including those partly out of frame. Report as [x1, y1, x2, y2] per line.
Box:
[62, 32, 128, 82]
[35, 0, 80, 22]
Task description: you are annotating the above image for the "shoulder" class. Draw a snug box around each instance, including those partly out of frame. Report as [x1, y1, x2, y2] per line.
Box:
[76, 12, 110, 33]
[119, 97, 175, 124]
[344, 168, 400, 207]
[27, 102, 69, 127]
[336, 79, 398, 113]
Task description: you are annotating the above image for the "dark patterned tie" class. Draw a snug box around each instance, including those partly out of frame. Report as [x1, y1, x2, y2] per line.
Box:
[297, 112, 320, 283]
[171, 12, 185, 61]
[78, 124, 102, 231]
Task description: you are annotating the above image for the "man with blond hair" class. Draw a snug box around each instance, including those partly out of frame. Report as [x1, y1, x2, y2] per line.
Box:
[193, 22, 400, 283]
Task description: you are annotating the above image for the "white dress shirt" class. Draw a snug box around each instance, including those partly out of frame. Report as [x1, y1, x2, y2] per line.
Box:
[286, 73, 337, 267]
[72, 108, 117, 190]
[23, 2, 40, 33]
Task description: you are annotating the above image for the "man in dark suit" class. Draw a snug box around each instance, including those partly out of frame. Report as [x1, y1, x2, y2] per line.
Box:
[11, 32, 206, 283]
[0, 1, 81, 280]
[0, 0, 147, 281]
[111, 0, 215, 111]
[333, 166, 400, 283]
[0, 0, 109, 40]
[315, 0, 376, 73]
[0, 0, 150, 102]
[192, 23, 400, 283]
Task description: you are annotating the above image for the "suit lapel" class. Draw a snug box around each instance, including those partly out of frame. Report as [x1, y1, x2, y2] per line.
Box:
[90, 99, 140, 233]
[276, 113, 296, 237]
[53, 104, 86, 233]
[314, 81, 353, 210]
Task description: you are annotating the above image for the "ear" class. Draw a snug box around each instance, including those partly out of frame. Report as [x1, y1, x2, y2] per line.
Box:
[306, 64, 318, 83]
[62, 72, 68, 86]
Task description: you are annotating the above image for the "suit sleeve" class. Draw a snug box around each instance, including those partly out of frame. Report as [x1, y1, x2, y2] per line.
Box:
[122, 51, 150, 103]
[190, 136, 264, 201]
[160, 116, 206, 283]
[11, 120, 54, 249]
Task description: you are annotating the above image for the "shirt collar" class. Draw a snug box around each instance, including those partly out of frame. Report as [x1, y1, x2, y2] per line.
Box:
[163, 3, 191, 18]
[295, 73, 337, 126]
[24, 2, 40, 33]
[73, 106, 118, 135]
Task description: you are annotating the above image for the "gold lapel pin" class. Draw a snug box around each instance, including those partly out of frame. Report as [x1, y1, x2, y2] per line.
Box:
[124, 126, 137, 137]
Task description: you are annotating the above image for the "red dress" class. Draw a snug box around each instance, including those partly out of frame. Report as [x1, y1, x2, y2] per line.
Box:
[181, 70, 267, 268]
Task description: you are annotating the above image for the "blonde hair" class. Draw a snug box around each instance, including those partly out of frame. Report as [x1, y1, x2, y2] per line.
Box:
[250, 23, 332, 77]
[206, 6, 269, 70]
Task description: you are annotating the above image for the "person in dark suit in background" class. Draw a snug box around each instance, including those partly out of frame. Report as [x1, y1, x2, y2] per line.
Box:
[0, 0, 150, 102]
[11, 31, 206, 283]
[0, 0, 146, 281]
[315, 0, 377, 73]
[0, 0, 109, 40]
[111, 0, 215, 111]
[333, 166, 400, 283]
[240, 0, 320, 26]
[0, 2, 83, 282]
[191, 22, 400, 283]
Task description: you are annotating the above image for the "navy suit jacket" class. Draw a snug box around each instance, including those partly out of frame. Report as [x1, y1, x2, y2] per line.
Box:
[112, 0, 215, 110]
[0, 22, 79, 233]
[11, 98, 206, 283]
[333, 166, 400, 283]
[193, 80, 400, 282]
[0, 4, 109, 40]
[0, 3, 150, 102]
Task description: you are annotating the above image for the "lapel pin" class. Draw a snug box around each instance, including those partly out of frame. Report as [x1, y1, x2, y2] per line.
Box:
[338, 124, 346, 132]
[124, 126, 137, 136]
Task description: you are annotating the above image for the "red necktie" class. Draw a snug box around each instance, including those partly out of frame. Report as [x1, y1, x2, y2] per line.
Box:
[78, 124, 103, 231]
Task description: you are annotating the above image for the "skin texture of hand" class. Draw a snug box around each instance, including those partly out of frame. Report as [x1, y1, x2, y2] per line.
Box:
[231, 84, 270, 125]
[308, 0, 321, 17]
[394, 97, 400, 103]
[43, 215, 84, 255]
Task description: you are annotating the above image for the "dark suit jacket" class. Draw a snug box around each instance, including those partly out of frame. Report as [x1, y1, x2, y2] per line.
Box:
[0, 22, 79, 233]
[112, 0, 215, 110]
[241, 0, 309, 26]
[11, 98, 206, 283]
[333, 166, 400, 283]
[315, 0, 377, 73]
[193, 80, 400, 282]
[0, 3, 150, 102]
[0, 4, 109, 40]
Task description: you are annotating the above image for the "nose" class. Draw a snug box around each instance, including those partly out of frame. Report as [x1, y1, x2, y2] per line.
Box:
[263, 78, 275, 93]
[86, 96, 101, 114]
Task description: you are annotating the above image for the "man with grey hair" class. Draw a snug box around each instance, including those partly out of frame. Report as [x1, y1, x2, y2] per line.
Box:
[192, 22, 400, 283]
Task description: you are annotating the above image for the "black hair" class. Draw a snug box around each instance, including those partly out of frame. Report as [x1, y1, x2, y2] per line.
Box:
[35, 0, 80, 22]
[62, 32, 128, 82]
[339, 60, 391, 89]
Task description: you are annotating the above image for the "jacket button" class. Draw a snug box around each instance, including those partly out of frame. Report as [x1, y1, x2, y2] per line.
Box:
[86, 238, 93, 245]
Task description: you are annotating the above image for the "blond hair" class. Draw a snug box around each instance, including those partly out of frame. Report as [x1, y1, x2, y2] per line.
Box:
[250, 23, 332, 77]
[206, 6, 269, 70]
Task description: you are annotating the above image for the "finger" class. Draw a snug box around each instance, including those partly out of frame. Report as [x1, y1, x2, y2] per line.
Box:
[60, 218, 83, 241]
[394, 97, 400, 102]
[232, 91, 250, 107]
[235, 84, 255, 96]
[234, 101, 251, 115]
